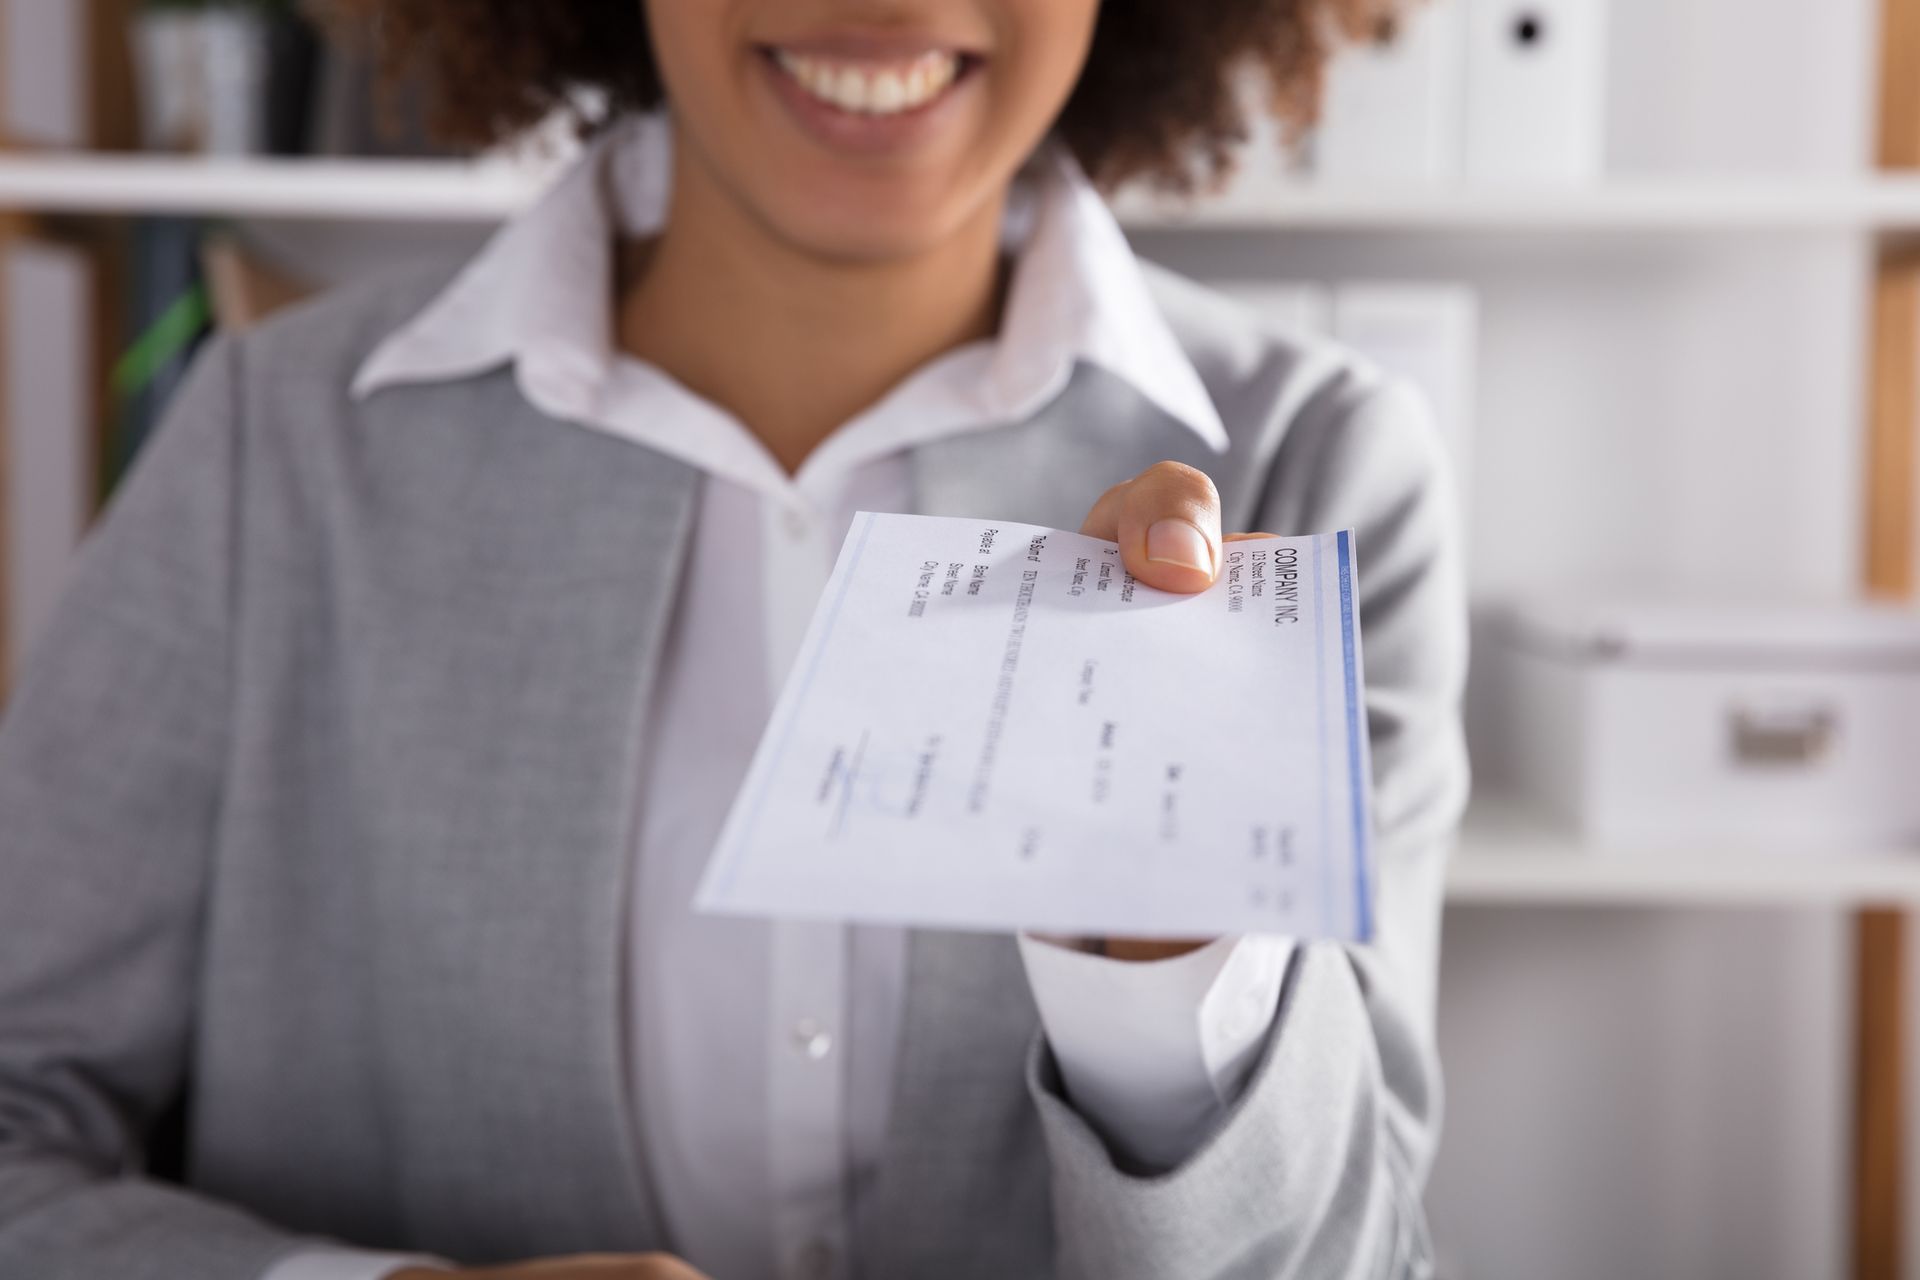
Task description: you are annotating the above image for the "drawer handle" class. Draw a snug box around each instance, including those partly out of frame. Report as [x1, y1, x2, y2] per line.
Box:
[1727, 705, 1836, 768]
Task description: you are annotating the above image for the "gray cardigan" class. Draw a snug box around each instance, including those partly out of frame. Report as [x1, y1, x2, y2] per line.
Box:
[0, 258, 1467, 1280]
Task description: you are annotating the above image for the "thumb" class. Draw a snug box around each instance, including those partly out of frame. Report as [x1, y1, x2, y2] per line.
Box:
[1079, 461, 1221, 595]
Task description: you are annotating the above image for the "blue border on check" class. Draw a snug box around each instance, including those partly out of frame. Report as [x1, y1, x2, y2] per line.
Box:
[1336, 529, 1372, 941]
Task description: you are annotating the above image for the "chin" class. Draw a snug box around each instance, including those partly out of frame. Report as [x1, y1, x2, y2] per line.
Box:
[761, 179, 985, 264]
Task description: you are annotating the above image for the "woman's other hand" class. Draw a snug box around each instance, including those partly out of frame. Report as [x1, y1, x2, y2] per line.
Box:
[1078, 461, 1276, 963]
[391, 1255, 711, 1279]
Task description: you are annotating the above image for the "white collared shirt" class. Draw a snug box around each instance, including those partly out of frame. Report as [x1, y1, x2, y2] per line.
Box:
[267, 115, 1290, 1280]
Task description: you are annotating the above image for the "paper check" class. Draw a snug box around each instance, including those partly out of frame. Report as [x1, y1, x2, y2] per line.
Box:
[695, 512, 1375, 941]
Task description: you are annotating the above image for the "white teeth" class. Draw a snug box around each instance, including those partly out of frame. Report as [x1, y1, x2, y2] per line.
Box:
[772, 49, 962, 116]
[834, 65, 869, 112]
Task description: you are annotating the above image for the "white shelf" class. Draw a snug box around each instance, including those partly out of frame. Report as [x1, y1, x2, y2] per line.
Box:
[0, 154, 557, 221]
[3, 153, 1920, 234]
[1117, 175, 1920, 234]
[1448, 794, 1920, 908]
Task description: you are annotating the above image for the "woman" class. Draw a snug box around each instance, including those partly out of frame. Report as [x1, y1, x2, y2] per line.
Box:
[0, 2, 1467, 1278]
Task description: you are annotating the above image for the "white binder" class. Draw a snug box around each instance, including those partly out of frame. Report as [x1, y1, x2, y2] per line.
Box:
[1314, 0, 1465, 181]
[1462, 0, 1608, 181]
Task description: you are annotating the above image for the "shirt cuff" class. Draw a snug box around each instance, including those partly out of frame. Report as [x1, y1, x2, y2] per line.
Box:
[260, 1251, 453, 1280]
[1016, 933, 1293, 1172]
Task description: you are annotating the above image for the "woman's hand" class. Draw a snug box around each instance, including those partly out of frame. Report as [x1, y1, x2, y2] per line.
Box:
[1080, 460, 1224, 594]
[1078, 461, 1271, 964]
[390, 1255, 711, 1279]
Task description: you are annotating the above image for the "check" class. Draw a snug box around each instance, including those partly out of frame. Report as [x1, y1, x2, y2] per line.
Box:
[695, 512, 1376, 941]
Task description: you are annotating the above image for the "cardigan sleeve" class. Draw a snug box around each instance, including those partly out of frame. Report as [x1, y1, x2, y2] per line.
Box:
[0, 338, 375, 1280]
[1015, 933, 1293, 1172]
[1026, 372, 1470, 1280]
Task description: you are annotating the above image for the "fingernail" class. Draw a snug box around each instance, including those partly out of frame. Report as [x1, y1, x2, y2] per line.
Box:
[1146, 519, 1213, 575]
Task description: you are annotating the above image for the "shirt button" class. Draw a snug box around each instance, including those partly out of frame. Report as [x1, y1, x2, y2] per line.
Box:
[791, 1017, 834, 1060]
[794, 1237, 835, 1280]
[782, 508, 811, 539]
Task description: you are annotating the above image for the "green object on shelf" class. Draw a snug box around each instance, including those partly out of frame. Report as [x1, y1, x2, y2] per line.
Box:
[109, 283, 210, 403]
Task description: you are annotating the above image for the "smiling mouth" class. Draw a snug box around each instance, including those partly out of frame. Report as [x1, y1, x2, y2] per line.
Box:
[763, 46, 979, 117]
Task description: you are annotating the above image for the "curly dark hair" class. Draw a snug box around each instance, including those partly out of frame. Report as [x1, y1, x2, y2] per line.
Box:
[321, 0, 1401, 192]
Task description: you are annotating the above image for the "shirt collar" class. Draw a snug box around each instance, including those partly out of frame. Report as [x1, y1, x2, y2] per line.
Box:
[353, 113, 1227, 455]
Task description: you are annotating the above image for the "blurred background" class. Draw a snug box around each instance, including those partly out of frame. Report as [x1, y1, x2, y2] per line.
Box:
[1, 0, 1917, 1277]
